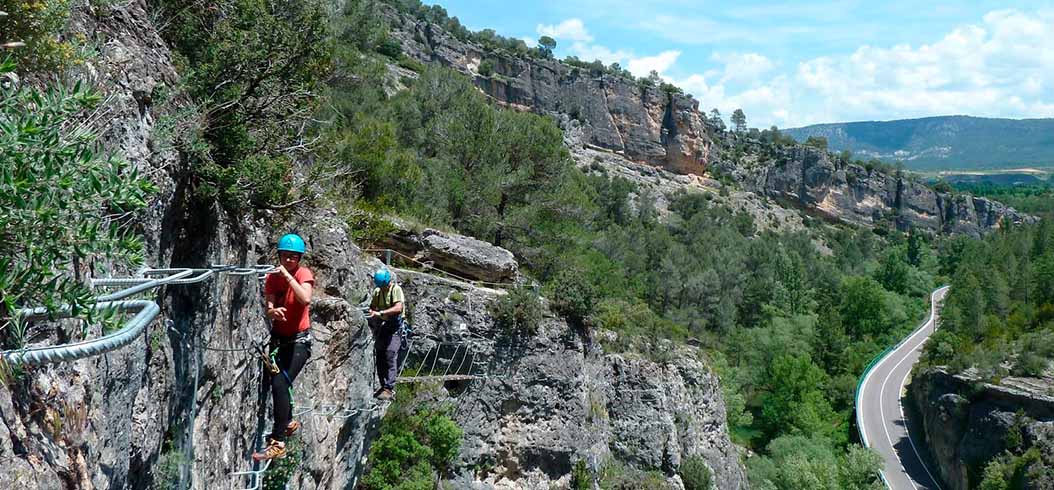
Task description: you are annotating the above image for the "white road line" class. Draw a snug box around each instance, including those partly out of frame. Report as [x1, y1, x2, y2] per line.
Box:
[862, 286, 949, 490]
[880, 328, 924, 490]
[899, 292, 946, 490]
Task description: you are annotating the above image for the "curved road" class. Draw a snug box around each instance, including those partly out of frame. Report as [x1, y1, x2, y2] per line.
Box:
[858, 286, 949, 490]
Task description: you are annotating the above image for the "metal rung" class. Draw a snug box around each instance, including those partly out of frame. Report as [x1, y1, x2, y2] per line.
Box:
[230, 458, 271, 490]
[396, 374, 482, 383]
[396, 341, 501, 382]
[3, 264, 275, 366]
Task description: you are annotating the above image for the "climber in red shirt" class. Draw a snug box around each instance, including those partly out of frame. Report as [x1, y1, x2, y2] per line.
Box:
[253, 233, 313, 462]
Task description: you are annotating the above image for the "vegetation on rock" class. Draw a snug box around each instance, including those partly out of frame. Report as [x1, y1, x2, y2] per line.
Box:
[360, 387, 463, 490]
[150, 0, 332, 210]
[0, 58, 154, 348]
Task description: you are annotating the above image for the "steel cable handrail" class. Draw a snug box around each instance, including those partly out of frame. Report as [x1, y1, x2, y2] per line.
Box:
[2, 265, 275, 367]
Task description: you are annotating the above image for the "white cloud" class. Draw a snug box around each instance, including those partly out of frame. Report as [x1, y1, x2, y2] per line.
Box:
[535, 8, 1054, 127]
[711, 52, 775, 84]
[627, 50, 681, 77]
[782, 8, 1054, 124]
[537, 18, 593, 43]
[661, 8, 1054, 127]
[568, 42, 632, 65]
[537, 18, 680, 80]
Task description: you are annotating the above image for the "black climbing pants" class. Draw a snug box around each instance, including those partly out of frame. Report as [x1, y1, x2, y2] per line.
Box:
[267, 332, 310, 442]
[370, 317, 402, 390]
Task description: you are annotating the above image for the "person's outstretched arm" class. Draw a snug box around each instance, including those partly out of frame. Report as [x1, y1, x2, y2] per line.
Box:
[278, 265, 313, 305]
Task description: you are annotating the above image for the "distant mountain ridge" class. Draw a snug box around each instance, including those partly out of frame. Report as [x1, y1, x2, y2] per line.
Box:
[784, 116, 1054, 171]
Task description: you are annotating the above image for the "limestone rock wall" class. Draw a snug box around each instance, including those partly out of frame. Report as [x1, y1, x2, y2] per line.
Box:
[383, 4, 1031, 237]
[716, 143, 1035, 236]
[384, 4, 716, 177]
[910, 368, 1054, 489]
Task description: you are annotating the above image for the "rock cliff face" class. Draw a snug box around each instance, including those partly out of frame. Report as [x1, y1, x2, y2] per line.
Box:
[0, 3, 746, 489]
[715, 142, 1036, 236]
[384, 5, 716, 177]
[383, 6, 1032, 237]
[910, 368, 1054, 489]
[392, 270, 747, 489]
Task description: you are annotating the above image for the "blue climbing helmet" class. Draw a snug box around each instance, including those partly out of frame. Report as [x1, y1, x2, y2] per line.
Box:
[277, 233, 306, 254]
[374, 268, 392, 287]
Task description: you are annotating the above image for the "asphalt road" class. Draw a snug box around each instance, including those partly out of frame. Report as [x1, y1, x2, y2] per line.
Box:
[857, 286, 950, 490]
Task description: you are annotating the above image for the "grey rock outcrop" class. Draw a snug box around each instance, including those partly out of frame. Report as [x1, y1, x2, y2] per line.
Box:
[384, 4, 717, 177]
[717, 143, 1035, 236]
[911, 368, 1054, 489]
[396, 269, 748, 489]
[384, 5, 1032, 237]
[572, 138, 807, 235]
[377, 222, 520, 283]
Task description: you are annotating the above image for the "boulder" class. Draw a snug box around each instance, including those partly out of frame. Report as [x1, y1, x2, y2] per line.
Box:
[375, 219, 519, 283]
[418, 229, 518, 283]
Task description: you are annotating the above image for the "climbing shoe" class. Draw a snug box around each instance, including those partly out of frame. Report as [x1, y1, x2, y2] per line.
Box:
[251, 439, 286, 462]
[377, 388, 395, 401]
[372, 387, 384, 399]
[285, 420, 301, 438]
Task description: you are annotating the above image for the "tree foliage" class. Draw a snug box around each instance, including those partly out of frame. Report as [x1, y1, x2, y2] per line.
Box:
[360, 392, 463, 490]
[0, 59, 154, 347]
[152, 0, 332, 209]
[923, 201, 1054, 382]
[731, 109, 747, 132]
[0, 0, 76, 70]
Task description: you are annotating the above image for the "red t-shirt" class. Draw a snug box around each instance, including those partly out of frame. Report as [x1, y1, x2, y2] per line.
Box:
[264, 267, 314, 336]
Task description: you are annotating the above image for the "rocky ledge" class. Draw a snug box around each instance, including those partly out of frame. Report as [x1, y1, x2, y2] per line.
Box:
[910, 367, 1054, 489]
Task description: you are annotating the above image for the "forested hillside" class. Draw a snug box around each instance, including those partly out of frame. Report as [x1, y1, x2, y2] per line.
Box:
[912, 186, 1054, 489]
[1, 0, 1039, 488]
[326, 1, 946, 487]
[785, 116, 1054, 171]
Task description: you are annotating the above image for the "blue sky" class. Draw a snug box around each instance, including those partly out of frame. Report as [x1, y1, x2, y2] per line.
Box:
[423, 1, 1054, 128]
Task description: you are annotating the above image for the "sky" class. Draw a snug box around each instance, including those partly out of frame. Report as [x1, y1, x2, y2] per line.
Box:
[423, 0, 1054, 128]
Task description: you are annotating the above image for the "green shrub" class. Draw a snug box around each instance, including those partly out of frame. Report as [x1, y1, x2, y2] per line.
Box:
[0, 0, 76, 70]
[679, 456, 712, 490]
[376, 36, 402, 58]
[547, 268, 597, 326]
[571, 459, 593, 490]
[0, 58, 154, 347]
[598, 459, 669, 490]
[361, 387, 463, 490]
[397, 56, 426, 73]
[151, 449, 185, 490]
[477, 59, 494, 77]
[490, 285, 543, 335]
[153, 0, 331, 209]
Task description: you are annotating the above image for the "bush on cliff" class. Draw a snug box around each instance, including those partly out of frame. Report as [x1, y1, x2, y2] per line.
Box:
[360, 389, 463, 490]
[0, 58, 154, 348]
[151, 0, 332, 210]
[490, 285, 543, 335]
[0, 0, 77, 70]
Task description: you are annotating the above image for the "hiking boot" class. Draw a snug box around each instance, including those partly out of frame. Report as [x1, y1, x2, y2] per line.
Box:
[251, 439, 286, 462]
[284, 420, 301, 438]
[377, 388, 395, 401]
